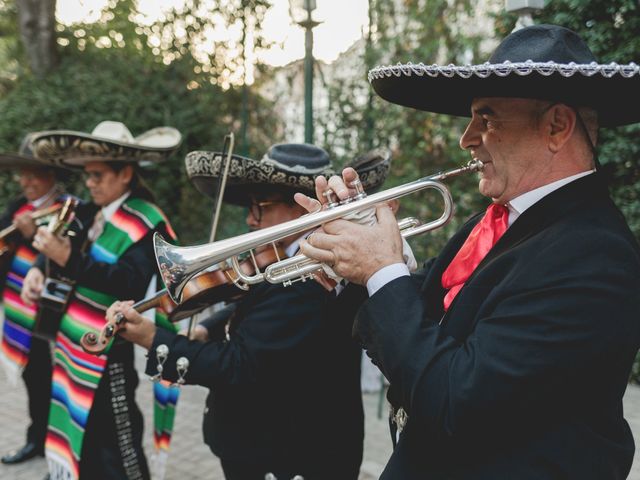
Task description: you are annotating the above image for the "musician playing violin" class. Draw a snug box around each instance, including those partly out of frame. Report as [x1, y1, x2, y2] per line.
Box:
[109, 143, 391, 480]
[20, 121, 181, 480]
[0, 136, 71, 466]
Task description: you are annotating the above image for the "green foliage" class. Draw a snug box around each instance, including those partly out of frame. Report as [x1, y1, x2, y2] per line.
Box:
[0, 0, 281, 245]
[319, 0, 487, 262]
[0, 0, 24, 95]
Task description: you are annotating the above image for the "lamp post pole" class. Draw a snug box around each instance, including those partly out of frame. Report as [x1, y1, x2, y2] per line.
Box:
[303, 11, 315, 144]
[292, 0, 320, 144]
[505, 0, 544, 30]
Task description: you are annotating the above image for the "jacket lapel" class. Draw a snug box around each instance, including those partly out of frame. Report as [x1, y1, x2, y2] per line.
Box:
[439, 172, 608, 322]
[478, 172, 607, 270]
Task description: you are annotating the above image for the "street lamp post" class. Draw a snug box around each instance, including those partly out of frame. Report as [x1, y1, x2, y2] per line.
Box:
[290, 0, 321, 144]
[506, 0, 545, 30]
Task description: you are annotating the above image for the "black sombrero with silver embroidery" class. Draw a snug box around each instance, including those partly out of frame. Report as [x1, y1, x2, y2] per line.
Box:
[368, 24, 640, 127]
[185, 143, 392, 204]
[28, 121, 182, 168]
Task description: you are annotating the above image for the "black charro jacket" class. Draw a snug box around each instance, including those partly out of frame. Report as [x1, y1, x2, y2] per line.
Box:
[147, 279, 366, 479]
[355, 172, 640, 479]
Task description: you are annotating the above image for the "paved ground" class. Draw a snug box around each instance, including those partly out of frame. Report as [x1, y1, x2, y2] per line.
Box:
[1, 342, 639, 479]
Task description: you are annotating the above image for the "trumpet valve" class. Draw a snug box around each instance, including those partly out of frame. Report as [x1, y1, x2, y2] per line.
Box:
[349, 177, 366, 200]
[339, 178, 367, 205]
[322, 189, 339, 209]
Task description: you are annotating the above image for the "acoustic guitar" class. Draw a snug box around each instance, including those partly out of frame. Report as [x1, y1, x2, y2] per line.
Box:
[32, 198, 79, 342]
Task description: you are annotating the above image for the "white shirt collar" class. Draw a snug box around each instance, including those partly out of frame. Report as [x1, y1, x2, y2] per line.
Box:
[30, 185, 59, 208]
[101, 191, 131, 222]
[506, 170, 595, 227]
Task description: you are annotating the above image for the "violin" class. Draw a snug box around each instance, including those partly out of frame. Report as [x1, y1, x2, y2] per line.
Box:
[80, 245, 286, 355]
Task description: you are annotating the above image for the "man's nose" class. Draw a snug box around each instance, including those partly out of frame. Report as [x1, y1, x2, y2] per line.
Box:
[246, 211, 258, 228]
[460, 119, 481, 150]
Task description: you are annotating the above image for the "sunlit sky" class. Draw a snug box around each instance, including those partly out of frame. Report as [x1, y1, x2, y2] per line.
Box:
[56, 0, 369, 66]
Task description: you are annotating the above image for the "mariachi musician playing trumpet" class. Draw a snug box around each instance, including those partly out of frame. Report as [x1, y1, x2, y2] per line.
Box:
[296, 25, 640, 479]
[20, 121, 181, 480]
[0, 135, 75, 467]
[108, 143, 392, 480]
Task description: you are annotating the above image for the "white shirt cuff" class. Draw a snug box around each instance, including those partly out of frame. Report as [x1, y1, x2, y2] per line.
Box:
[366, 263, 410, 297]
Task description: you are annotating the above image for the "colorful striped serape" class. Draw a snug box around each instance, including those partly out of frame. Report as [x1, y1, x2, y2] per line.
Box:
[46, 197, 177, 480]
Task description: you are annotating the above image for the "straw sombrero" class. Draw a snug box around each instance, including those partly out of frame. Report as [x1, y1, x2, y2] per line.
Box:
[0, 134, 67, 172]
[29, 120, 182, 167]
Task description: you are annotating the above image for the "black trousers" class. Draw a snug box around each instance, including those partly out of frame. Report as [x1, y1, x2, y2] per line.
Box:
[221, 459, 302, 480]
[78, 346, 150, 480]
[220, 458, 358, 480]
[22, 336, 53, 448]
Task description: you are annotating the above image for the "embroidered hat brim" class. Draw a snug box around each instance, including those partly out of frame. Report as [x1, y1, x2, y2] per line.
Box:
[369, 24, 640, 127]
[0, 134, 68, 171]
[185, 150, 333, 205]
[186, 145, 393, 204]
[28, 123, 182, 168]
[344, 147, 392, 193]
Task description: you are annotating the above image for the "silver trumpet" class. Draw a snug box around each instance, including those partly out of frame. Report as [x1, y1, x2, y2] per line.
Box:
[155, 160, 483, 303]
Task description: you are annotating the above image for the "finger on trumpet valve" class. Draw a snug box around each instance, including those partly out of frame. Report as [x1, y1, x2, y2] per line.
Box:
[322, 189, 339, 209]
[349, 177, 366, 200]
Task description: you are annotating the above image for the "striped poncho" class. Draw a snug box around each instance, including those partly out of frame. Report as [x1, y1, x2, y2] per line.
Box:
[46, 197, 178, 480]
[0, 196, 69, 382]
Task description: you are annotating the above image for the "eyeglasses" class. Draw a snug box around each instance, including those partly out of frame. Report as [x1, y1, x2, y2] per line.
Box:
[248, 201, 281, 223]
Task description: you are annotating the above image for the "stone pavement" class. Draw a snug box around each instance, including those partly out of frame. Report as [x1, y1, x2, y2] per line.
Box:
[1, 342, 639, 479]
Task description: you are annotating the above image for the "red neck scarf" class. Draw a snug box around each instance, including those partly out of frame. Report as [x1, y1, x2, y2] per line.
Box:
[441, 203, 509, 311]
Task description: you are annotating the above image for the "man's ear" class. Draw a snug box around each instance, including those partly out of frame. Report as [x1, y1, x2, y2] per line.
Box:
[119, 164, 135, 184]
[547, 103, 576, 153]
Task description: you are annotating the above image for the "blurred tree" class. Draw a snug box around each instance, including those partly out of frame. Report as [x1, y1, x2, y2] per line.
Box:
[16, 0, 58, 75]
[319, 0, 487, 261]
[0, 0, 282, 244]
[0, 0, 25, 94]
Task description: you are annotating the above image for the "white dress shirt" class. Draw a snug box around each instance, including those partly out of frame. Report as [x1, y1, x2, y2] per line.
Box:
[366, 170, 595, 297]
[101, 191, 131, 223]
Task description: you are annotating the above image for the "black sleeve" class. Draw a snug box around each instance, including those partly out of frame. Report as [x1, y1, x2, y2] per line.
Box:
[64, 219, 171, 301]
[354, 232, 640, 443]
[198, 303, 237, 341]
[145, 282, 334, 388]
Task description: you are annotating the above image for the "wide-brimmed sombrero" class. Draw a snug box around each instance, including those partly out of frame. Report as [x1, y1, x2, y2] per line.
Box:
[28, 120, 182, 168]
[0, 134, 66, 171]
[368, 24, 640, 127]
[185, 143, 392, 204]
